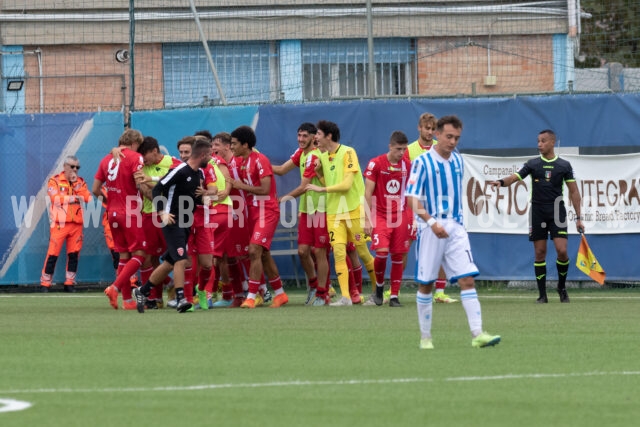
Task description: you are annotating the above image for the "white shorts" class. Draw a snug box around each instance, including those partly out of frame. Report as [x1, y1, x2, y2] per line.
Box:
[414, 219, 479, 284]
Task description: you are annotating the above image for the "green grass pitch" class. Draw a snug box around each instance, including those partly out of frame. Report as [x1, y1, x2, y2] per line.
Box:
[1, 288, 639, 427]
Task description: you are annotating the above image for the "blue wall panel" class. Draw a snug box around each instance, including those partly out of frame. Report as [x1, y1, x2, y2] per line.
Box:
[2, 94, 639, 284]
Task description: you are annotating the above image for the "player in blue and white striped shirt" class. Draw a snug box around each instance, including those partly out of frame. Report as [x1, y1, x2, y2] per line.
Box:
[406, 115, 501, 350]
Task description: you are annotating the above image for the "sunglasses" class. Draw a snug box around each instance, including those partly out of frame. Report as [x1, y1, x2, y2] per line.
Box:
[66, 164, 81, 170]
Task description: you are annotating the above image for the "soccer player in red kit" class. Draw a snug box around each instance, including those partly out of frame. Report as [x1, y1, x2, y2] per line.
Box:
[92, 129, 147, 310]
[363, 131, 412, 306]
[227, 126, 289, 309]
[214, 132, 251, 307]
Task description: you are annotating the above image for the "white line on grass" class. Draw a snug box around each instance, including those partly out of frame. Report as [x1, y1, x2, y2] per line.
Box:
[1, 371, 639, 395]
[0, 398, 32, 413]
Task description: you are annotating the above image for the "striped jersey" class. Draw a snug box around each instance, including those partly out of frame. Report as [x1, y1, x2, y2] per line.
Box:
[405, 148, 465, 225]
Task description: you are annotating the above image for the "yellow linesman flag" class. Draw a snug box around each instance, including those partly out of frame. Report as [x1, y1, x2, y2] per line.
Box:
[576, 235, 606, 285]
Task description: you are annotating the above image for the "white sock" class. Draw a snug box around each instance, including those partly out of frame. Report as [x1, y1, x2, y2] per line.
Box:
[460, 289, 483, 336]
[416, 290, 433, 339]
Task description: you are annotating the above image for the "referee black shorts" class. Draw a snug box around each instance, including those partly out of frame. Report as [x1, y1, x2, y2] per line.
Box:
[528, 202, 568, 241]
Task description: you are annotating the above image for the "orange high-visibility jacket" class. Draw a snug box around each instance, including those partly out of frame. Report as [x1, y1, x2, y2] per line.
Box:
[47, 171, 92, 225]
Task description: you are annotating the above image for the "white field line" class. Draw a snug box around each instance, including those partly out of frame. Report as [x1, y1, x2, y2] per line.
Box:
[0, 398, 31, 413]
[1, 371, 639, 395]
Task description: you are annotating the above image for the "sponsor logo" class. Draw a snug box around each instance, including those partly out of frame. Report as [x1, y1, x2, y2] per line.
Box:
[386, 179, 401, 194]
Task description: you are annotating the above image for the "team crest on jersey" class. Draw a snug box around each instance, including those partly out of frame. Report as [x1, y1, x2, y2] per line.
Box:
[177, 247, 184, 256]
[367, 161, 375, 170]
[354, 233, 362, 241]
[386, 179, 401, 194]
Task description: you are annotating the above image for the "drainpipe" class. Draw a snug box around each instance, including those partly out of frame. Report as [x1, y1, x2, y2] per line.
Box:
[567, 0, 577, 37]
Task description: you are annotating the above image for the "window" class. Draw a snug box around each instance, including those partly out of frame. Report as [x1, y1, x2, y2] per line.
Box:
[302, 39, 414, 100]
[163, 42, 277, 107]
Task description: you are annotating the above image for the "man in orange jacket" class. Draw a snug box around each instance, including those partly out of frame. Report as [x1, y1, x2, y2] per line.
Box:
[41, 156, 92, 292]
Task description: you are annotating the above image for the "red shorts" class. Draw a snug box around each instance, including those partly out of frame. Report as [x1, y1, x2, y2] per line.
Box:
[224, 211, 250, 257]
[208, 204, 232, 257]
[298, 212, 331, 249]
[143, 213, 166, 256]
[248, 207, 279, 250]
[188, 224, 215, 255]
[108, 210, 147, 253]
[369, 213, 411, 254]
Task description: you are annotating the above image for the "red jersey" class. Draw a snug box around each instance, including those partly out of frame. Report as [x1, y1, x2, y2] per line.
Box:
[95, 148, 144, 213]
[364, 154, 410, 222]
[290, 147, 321, 180]
[225, 155, 247, 214]
[237, 151, 279, 212]
[201, 163, 216, 189]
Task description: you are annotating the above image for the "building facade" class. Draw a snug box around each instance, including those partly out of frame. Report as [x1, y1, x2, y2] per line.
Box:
[0, 1, 576, 114]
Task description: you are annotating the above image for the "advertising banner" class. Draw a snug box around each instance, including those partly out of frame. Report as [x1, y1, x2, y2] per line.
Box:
[463, 153, 640, 234]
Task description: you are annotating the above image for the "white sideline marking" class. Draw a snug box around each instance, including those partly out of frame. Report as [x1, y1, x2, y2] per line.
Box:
[0, 398, 32, 413]
[1, 371, 639, 395]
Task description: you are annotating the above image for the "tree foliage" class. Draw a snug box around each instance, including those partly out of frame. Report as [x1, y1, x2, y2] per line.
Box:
[577, 0, 640, 67]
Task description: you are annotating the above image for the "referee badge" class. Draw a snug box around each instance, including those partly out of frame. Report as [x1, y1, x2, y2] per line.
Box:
[545, 171, 551, 180]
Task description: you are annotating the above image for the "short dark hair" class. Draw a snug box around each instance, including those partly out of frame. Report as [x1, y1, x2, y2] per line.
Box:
[177, 136, 195, 151]
[389, 130, 409, 145]
[194, 129, 213, 142]
[138, 136, 160, 155]
[192, 139, 211, 158]
[436, 115, 463, 132]
[298, 122, 317, 134]
[231, 125, 257, 149]
[539, 129, 556, 142]
[316, 120, 340, 142]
